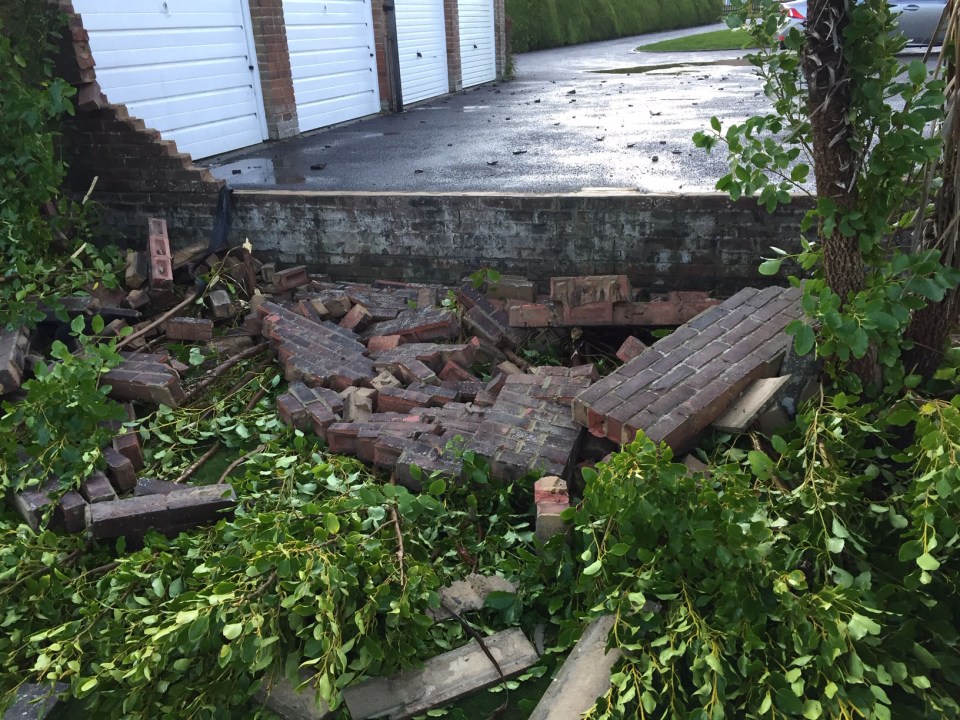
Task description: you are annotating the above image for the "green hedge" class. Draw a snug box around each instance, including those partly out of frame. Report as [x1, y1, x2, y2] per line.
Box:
[506, 0, 723, 53]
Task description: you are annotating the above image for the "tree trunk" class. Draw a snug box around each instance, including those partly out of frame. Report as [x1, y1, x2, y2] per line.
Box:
[802, 0, 882, 387]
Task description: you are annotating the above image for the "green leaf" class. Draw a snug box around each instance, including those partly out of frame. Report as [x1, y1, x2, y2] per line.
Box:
[427, 479, 446, 496]
[793, 323, 816, 356]
[70, 315, 86, 334]
[607, 543, 631, 557]
[484, 591, 518, 610]
[847, 613, 881, 640]
[759, 258, 782, 276]
[908, 60, 926, 85]
[826, 537, 845, 554]
[747, 450, 774, 480]
[803, 699, 823, 719]
[916, 553, 940, 571]
[222, 623, 243, 640]
[582, 560, 603, 576]
[324, 513, 340, 534]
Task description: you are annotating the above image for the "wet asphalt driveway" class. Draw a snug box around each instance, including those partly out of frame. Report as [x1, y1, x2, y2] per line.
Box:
[205, 23, 766, 193]
[205, 24, 929, 193]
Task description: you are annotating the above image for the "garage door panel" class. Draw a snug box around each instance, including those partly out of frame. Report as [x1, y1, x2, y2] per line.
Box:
[291, 52, 378, 78]
[125, 90, 258, 131]
[296, 73, 378, 101]
[74, 0, 266, 159]
[96, 63, 255, 104]
[77, 11, 247, 32]
[458, 0, 495, 88]
[171, 122, 265, 159]
[282, 0, 380, 132]
[396, 0, 448, 105]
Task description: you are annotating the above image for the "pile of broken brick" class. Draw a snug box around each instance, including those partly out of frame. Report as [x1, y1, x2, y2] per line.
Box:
[2, 217, 815, 548]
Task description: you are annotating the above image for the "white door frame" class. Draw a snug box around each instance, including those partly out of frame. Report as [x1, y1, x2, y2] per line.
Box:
[240, 0, 270, 141]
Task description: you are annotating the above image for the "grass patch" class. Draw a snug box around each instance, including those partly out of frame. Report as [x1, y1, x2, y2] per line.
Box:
[636, 28, 757, 52]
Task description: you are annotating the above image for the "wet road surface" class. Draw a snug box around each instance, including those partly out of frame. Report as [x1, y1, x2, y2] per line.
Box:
[205, 24, 933, 193]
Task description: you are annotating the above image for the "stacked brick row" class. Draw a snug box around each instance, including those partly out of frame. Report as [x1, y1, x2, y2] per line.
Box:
[572, 286, 803, 453]
[103, 351, 186, 408]
[506, 275, 720, 328]
[258, 301, 376, 391]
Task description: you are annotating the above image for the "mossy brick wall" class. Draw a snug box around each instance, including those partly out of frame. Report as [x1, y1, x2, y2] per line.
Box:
[215, 191, 809, 295]
[56, 1, 224, 247]
[507, 0, 723, 53]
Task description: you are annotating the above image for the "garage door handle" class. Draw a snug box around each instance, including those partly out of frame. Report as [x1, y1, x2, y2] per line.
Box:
[417, 51, 423, 58]
[248, 65, 254, 70]
[473, 44, 478, 49]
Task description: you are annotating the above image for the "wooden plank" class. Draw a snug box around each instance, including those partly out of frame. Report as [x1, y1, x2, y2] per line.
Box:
[528, 616, 621, 720]
[712, 375, 792, 433]
[342, 628, 539, 720]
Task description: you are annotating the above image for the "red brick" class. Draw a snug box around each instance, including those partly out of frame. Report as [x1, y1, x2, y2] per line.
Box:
[439, 360, 475, 382]
[508, 303, 558, 328]
[376, 387, 431, 414]
[103, 446, 136, 492]
[340, 303, 372, 332]
[561, 301, 614, 326]
[165, 317, 214, 342]
[616, 335, 648, 362]
[113, 431, 144, 470]
[550, 275, 631, 306]
[274, 266, 309, 291]
[147, 218, 173, 288]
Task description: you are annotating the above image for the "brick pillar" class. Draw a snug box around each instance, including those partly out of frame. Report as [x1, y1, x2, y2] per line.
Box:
[247, 0, 299, 139]
[444, 0, 462, 92]
[372, 0, 401, 111]
[494, 0, 506, 80]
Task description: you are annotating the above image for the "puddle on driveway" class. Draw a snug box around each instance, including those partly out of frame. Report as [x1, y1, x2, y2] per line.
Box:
[207, 157, 305, 185]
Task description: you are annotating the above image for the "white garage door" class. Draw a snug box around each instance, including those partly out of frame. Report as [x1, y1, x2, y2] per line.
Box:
[458, 0, 495, 88]
[395, 0, 448, 105]
[282, 0, 380, 132]
[73, 0, 268, 159]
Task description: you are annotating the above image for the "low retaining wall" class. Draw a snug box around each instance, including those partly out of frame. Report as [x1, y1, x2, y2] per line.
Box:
[230, 191, 812, 295]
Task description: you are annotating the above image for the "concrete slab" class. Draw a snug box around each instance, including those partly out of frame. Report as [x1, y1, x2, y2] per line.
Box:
[428, 574, 518, 621]
[528, 616, 621, 720]
[255, 673, 331, 720]
[342, 628, 539, 719]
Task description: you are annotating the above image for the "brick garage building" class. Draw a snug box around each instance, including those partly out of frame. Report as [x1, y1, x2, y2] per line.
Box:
[66, 0, 507, 160]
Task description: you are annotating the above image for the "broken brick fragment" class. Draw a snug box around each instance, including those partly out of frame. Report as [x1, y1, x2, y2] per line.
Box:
[273, 266, 309, 292]
[340, 303, 372, 332]
[113, 431, 144, 470]
[0, 327, 30, 395]
[550, 275, 632, 307]
[616, 335, 648, 363]
[103, 446, 136, 492]
[165, 317, 214, 342]
[147, 218, 173, 288]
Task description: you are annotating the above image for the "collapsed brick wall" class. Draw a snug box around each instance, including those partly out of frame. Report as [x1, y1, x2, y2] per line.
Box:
[224, 191, 811, 295]
[56, 2, 223, 248]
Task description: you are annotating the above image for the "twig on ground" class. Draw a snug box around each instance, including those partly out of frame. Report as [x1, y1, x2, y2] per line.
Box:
[175, 441, 221, 484]
[116, 289, 201, 350]
[217, 444, 265, 484]
[182, 341, 269, 403]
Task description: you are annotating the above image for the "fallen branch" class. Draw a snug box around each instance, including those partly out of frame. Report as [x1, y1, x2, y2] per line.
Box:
[115, 289, 201, 350]
[217, 444, 265, 485]
[182, 341, 269, 404]
[247, 568, 277, 603]
[389, 477, 406, 587]
[438, 599, 509, 720]
[502, 348, 532, 372]
[175, 441, 221, 484]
